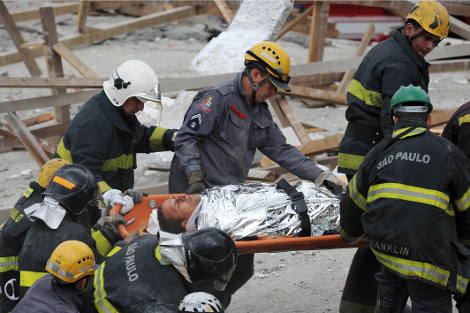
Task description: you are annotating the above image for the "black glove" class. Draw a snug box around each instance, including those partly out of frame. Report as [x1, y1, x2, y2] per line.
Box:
[115, 232, 140, 248]
[162, 129, 178, 152]
[123, 189, 148, 204]
[186, 170, 207, 194]
[96, 213, 127, 244]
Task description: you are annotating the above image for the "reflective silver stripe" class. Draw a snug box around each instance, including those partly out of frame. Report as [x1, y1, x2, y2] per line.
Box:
[95, 264, 113, 313]
[457, 275, 468, 293]
[455, 188, 470, 212]
[0, 259, 18, 270]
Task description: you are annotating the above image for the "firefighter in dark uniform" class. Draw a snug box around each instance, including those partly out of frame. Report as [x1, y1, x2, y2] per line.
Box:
[92, 228, 238, 313]
[0, 159, 69, 313]
[340, 85, 470, 312]
[53, 60, 177, 211]
[337, 1, 451, 311]
[17, 164, 123, 303]
[169, 41, 346, 195]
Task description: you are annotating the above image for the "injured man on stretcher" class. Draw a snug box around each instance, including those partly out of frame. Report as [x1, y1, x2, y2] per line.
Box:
[148, 180, 341, 238]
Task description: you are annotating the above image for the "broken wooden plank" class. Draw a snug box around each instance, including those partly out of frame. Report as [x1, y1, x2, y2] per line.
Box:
[5, 112, 49, 167]
[119, 3, 165, 17]
[268, 96, 291, 128]
[277, 96, 311, 145]
[308, 2, 329, 63]
[431, 109, 457, 127]
[22, 113, 54, 127]
[0, 6, 197, 67]
[0, 90, 100, 114]
[213, 0, 233, 24]
[336, 22, 374, 94]
[76, 0, 91, 34]
[52, 42, 99, 78]
[40, 6, 70, 123]
[277, 5, 314, 40]
[429, 58, 470, 73]
[0, 1, 41, 77]
[427, 43, 470, 61]
[246, 168, 280, 182]
[0, 123, 56, 158]
[0, 77, 106, 88]
[279, 85, 348, 106]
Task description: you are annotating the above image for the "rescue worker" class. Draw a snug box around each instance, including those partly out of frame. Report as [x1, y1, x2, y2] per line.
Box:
[337, 1, 451, 311]
[53, 60, 178, 210]
[339, 85, 470, 312]
[12, 240, 95, 313]
[442, 103, 470, 312]
[169, 41, 346, 194]
[17, 164, 123, 301]
[178, 292, 225, 312]
[0, 158, 70, 313]
[92, 227, 238, 313]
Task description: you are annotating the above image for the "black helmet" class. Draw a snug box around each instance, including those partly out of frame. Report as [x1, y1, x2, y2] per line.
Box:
[183, 228, 238, 291]
[43, 164, 102, 215]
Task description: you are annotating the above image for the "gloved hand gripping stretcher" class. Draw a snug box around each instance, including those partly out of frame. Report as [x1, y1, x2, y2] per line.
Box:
[109, 180, 366, 253]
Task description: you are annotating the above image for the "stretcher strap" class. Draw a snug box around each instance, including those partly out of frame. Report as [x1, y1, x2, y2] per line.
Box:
[276, 179, 311, 237]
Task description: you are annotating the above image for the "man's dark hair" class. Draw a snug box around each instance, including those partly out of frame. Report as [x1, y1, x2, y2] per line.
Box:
[242, 62, 268, 78]
[394, 111, 429, 122]
[404, 19, 421, 31]
[157, 205, 186, 234]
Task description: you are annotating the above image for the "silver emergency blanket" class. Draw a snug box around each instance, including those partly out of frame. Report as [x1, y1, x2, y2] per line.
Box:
[197, 181, 341, 239]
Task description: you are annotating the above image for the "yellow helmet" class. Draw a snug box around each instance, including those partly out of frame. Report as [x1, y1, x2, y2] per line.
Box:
[406, 0, 450, 39]
[38, 158, 71, 189]
[244, 41, 291, 91]
[46, 240, 95, 284]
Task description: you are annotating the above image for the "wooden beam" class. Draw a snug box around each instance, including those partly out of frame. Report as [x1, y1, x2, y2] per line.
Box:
[0, 90, 100, 114]
[291, 72, 344, 87]
[279, 85, 348, 105]
[22, 113, 54, 127]
[449, 16, 470, 41]
[0, 1, 41, 77]
[426, 43, 470, 61]
[0, 6, 197, 67]
[0, 77, 106, 88]
[213, 0, 233, 24]
[52, 43, 98, 78]
[268, 96, 291, 128]
[277, 96, 311, 145]
[5, 112, 49, 167]
[277, 5, 314, 41]
[76, 0, 91, 34]
[336, 22, 374, 94]
[430, 109, 457, 127]
[429, 58, 470, 73]
[40, 6, 70, 124]
[308, 2, 329, 63]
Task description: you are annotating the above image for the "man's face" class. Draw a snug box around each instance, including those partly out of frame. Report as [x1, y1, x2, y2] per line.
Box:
[121, 97, 144, 115]
[405, 24, 440, 58]
[160, 194, 201, 223]
[251, 70, 278, 103]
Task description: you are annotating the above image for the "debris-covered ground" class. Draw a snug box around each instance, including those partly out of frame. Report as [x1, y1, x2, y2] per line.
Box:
[0, 2, 467, 311]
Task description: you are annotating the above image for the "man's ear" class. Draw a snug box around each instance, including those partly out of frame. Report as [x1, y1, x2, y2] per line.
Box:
[182, 220, 188, 228]
[427, 114, 432, 128]
[393, 116, 398, 125]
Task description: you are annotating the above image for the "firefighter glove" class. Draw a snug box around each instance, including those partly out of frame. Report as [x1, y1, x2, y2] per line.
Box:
[314, 171, 347, 190]
[163, 129, 178, 152]
[115, 231, 140, 248]
[186, 170, 207, 194]
[123, 189, 148, 205]
[96, 213, 127, 244]
[103, 189, 134, 215]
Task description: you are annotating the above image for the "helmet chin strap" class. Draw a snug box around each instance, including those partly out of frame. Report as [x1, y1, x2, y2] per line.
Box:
[408, 29, 427, 43]
[245, 67, 271, 104]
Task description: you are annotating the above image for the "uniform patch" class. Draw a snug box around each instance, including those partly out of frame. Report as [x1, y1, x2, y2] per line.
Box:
[187, 114, 203, 131]
[199, 96, 213, 112]
[230, 105, 246, 119]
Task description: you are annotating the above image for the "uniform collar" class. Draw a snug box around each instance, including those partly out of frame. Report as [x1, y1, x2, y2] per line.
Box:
[394, 117, 428, 131]
[392, 28, 430, 69]
[97, 90, 134, 135]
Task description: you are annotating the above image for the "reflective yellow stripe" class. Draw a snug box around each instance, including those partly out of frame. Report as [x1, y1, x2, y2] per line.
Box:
[98, 181, 112, 193]
[94, 263, 119, 313]
[0, 256, 19, 273]
[372, 248, 450, 287]
[339, 226, 361, 243]
[149, 127, 168, 151]
[106, 246, 122, 258]
[392, 127, 426, 139]
[457, 275, 469, 295]
[55, 138, 73, 163]
[338, 153, 365, 171]
[348, 79, 383, 108]
[455, 187, 470, 212]
[458, 114, 470, 126]
[459, 238, 470, 247]
[20, 271, 47, 288]
[92, 229, 113, 257]
[368, 183, 452, 215]
[23, 187, 33, 198]
[102, 154, 134, 172]
[349, 175, 367, 212]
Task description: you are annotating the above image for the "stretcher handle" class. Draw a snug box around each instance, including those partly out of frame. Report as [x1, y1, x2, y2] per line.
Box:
[109, 204, 130, 238]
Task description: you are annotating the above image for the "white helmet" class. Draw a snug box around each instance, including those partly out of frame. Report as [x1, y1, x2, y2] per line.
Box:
[103, 60, 162, 110]
[178, 292, 224, 312]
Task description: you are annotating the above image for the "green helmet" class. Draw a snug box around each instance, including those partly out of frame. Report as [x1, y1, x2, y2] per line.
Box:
[390, 85, 433, 122]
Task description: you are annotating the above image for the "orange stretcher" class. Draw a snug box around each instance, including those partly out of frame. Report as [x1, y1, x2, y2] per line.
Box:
[109, 194, 367, 254]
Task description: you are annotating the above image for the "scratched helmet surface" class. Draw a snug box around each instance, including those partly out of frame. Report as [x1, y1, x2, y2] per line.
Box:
[406, 0, 450, 39]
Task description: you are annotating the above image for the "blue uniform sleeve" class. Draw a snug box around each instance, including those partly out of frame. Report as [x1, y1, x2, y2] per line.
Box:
[259, 111, 322, 181]
[174, 90, 225, 176]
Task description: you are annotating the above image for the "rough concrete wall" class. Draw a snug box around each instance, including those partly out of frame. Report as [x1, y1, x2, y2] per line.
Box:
[189, 0, 293, 76]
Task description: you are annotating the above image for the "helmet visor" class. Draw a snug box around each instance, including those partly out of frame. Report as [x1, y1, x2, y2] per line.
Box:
[137, 83, 162, 110]
[86, 185, 106, 211]
[189, 248, 236, 291]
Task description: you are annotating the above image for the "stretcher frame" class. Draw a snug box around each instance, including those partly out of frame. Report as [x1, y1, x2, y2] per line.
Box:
[109, 194, 366, 254]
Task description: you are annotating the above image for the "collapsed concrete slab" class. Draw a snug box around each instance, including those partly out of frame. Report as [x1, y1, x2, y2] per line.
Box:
[189, 0, 293, 76]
